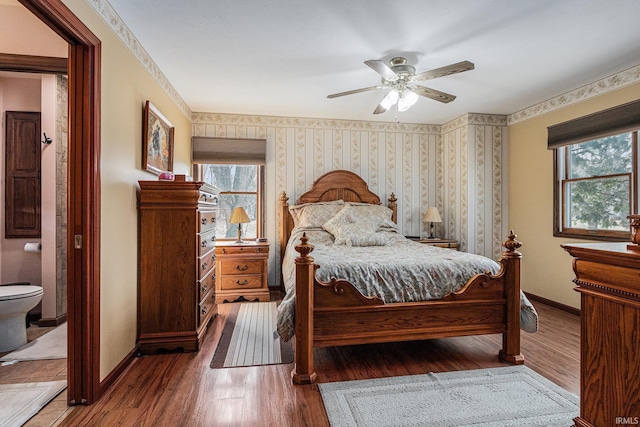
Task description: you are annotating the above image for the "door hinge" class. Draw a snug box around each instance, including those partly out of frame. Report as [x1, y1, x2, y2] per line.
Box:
[74, 235, 83, 249]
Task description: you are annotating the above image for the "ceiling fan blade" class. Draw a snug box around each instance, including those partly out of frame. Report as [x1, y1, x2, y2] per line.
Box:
[413, 61, 474, 82]
[327, 85, 381, 99]
[411, 85, 457, 103]
[364, 60, 397, 80]
[373, 104, 387, 114]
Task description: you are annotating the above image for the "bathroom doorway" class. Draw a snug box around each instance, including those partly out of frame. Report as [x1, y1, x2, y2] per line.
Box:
[3, 0, 103, 405]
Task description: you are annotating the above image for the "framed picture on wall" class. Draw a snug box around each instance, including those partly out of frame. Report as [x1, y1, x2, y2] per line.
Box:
[143, 100, 174, 175]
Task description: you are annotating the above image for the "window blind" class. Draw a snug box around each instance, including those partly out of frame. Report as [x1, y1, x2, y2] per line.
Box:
[547, 99, 640, 149]
[192, 137, 266, 165]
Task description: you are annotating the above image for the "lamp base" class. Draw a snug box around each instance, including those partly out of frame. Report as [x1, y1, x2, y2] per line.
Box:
[234, 238, 245, 244]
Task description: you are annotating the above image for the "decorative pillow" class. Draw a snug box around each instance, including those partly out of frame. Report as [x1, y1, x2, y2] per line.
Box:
[345, 203, 396, 229]
[289, 200, 345, 228]
[323, 205, 379, 245]
[346, 232, 390, 247]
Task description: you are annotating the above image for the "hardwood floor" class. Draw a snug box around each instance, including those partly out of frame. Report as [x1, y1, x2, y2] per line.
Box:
[54, 299, 579, 427]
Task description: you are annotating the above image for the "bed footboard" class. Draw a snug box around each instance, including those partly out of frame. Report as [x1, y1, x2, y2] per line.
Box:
[290, 232, 524, 385]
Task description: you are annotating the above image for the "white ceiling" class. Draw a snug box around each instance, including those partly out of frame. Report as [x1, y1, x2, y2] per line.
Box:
[106, 0, 640, 124]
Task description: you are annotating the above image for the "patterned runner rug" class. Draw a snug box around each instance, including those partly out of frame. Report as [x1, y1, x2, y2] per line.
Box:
[320, 366, 578, 426]
[210, 301, 293, 368]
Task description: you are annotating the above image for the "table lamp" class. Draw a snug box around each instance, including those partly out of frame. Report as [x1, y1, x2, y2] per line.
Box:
[423, 207, 442, 239]
[229, 206, 250, 243]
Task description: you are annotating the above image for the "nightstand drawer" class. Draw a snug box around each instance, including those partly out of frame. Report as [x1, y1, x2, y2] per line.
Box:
[219, 245, 267, 255]
[220, 275, 263, 290]
[198, 252, 216, 279]
[220, 260, 263, 275]
[198, 229, 216, 256]
[198, 210, 217, 233]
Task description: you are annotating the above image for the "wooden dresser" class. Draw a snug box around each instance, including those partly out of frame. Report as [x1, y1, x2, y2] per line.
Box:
[215, 241, 270, 303]
[137, 179, 218, 354]
[562, 241, 640, 427]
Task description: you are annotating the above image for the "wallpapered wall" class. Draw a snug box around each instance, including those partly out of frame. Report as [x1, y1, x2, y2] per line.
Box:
[192, 112, 508, 285]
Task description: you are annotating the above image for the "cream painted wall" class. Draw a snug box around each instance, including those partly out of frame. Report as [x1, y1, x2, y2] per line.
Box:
[508, 82, 640, 308]
[62, 0, 192, 380]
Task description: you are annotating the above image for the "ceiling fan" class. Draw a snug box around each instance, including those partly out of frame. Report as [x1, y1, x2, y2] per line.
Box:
[327, 57, 474, 114]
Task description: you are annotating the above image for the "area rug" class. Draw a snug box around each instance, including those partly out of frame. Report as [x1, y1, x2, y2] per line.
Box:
[210, 301, 293, 368]
[0, 380, 66, 427]
[0, 324, 66, 362]
[319, 366, 578, 426]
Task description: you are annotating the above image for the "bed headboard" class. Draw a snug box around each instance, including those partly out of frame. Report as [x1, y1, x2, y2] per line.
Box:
[278, 170, 397, 266]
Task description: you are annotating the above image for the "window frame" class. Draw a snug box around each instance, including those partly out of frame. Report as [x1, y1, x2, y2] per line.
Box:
[553, 131, 638, 241]
[193, 164, 265, 241]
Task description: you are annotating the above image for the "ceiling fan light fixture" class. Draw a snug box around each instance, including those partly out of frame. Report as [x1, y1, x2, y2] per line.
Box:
[380, 89, 399, 110]
[397, 89, 419, 112]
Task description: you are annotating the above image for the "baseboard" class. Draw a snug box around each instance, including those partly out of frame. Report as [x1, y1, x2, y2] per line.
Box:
[524, 291, 580, 316]
[36, 313, 67, 327]
[99, 345, 139, 397]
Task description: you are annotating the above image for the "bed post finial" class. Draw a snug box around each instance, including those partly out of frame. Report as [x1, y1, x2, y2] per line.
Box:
[294, 233, 315, 260]
[502, 230, 522, 258]
[388, 193, 398, 224]
[280, 191, 289, 206]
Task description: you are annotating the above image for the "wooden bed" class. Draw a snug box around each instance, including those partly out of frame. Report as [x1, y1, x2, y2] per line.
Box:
[278, 170, 524, 384]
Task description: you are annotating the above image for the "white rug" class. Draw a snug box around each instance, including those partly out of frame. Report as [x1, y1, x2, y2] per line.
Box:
[319, 366, 578, 426]
[0, 381, 66, 427]
[0, 324, 66, 362]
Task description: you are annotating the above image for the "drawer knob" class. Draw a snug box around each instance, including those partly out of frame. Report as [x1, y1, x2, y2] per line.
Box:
[235, 264, 248, 271]
[235, 279, 248, 285]
[201, 306, 208, 315]
[201, 284, 207, 293]
[201, 218, 207, 225]
[201, 262, 207, 270]
[201, 241, 208, 248]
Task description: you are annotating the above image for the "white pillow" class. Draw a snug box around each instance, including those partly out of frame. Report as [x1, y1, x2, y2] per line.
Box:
[323, 205, 378, 245]
[346, 203, 396, 229]
[289, 200, 345, 228]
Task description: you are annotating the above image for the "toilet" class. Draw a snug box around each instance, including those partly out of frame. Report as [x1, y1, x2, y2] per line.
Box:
[0, 285, 43, 353]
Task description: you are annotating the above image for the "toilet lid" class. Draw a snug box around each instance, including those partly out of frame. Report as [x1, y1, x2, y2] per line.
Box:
[0, 285, 43, 300]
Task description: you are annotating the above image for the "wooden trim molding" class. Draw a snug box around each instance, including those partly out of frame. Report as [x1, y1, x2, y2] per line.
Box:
[523, 291, 580, 317]
[0, 53, 67, 74]
[18, 0, 102, 405]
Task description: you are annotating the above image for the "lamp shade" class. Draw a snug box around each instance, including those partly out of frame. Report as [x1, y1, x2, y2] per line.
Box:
[229, 206, 250, 224]
[423, 207, 442, 223]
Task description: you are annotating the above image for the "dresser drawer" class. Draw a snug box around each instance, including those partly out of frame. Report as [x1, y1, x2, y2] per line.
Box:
[198, 268, 216, 301]
[198, 252, 216, 280]
[220, 275, 263, 290]
[219, 260, 263, 276]
[198, 229, 216, 256]
[198, 210, 217, 233]
[198, 291, 215, 327]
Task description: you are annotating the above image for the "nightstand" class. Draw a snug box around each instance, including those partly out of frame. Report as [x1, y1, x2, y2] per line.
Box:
[215, 241, 270, 303]
[417, 238, 459, 250]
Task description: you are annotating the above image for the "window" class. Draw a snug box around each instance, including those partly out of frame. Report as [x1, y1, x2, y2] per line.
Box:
[198, 164, 264, 240]
[196, 164, 264, 241]
[554, 132, 637, 239]
[549, 100, 640, 240]
[191, 136, 266, 241]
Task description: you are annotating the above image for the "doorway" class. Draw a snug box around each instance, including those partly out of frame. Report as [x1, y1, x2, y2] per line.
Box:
[13, 0, 102, 405]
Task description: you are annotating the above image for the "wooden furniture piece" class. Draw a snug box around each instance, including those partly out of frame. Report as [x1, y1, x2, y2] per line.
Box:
[562, 241, 640, 427]
[137, 178, 218, 354]
[417, 238, 458, 250]
[215, 241, 270, 303]
[279, 169, 524, 384]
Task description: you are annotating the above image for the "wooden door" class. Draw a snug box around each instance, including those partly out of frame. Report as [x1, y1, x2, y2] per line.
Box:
[5, 111, 41, 238]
